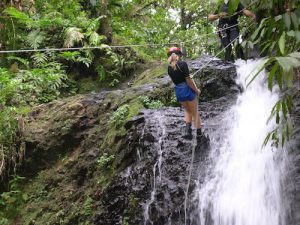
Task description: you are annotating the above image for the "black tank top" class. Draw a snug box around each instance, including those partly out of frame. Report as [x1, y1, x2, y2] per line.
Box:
[168, 61, 190, 85]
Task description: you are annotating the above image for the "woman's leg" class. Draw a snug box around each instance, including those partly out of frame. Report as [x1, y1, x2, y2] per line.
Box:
[181, 102, 192, 123]
[186, 98, 201, 129]
[181, 101, 193, 138]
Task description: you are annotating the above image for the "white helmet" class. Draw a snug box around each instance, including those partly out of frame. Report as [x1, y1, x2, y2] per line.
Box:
[224, 0, 229, 4]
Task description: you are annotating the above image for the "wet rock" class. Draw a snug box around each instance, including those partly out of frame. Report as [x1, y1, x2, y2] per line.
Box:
[17, 55, 240, 225]
[188, 55, 239, 101]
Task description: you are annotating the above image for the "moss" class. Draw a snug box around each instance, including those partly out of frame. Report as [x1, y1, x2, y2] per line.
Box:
[13, 60, 174, 225]
[132, 62, 167, 87]
[127, 100, 144, 119]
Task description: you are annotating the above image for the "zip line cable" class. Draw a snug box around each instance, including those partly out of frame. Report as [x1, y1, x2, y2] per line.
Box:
[0, 1, 258, 55]
[0, 21, 253, 54]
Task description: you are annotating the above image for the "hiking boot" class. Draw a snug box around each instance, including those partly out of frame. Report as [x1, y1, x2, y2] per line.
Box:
[196, 128, 203, 140]
[183, 123, 192, 140]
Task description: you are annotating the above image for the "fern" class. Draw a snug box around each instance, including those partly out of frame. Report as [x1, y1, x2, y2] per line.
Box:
[7, 56, 29, 69]
[26, 30, 46, 49]
[64, 27, 84, 48]
[31, 53, 48, 68]
[89, 32, 102, 46]
[59, 51, 81, 62]
[77, 56, 92, 67]
[4, 7, 33, 26]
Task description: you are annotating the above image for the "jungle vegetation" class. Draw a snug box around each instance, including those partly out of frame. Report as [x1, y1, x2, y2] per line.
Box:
[0, 1, 299, 222]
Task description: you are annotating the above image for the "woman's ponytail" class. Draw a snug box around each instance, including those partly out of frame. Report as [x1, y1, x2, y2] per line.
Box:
[168, 53, 179, 70]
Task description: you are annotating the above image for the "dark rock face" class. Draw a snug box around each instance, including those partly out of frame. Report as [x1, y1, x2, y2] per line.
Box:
[17, 56, 240, 225]
[93, 56, 239, 225]
[94, 108, 212, 225]
[188, 55, 240, 102]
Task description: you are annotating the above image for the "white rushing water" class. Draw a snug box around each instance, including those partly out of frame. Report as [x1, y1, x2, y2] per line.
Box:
[195, 60, 287, 225]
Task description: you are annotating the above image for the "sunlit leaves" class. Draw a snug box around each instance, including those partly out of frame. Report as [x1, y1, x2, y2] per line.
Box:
[4, 7, 33, 26]
[278, 32, 286, 54]
[63, 27, 84, 48]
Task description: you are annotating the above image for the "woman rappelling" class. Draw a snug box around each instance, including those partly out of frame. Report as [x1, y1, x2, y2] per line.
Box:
[167, 46, 203, 140]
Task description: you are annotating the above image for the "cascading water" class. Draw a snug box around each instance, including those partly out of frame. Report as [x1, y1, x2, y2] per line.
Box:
[143, 112, 166, 225]
[193, 59, 287, 225]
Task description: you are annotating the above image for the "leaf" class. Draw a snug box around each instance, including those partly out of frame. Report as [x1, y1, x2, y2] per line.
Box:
[7, 56, 29, 69]
[287, 30, 295, 37]
[295, 31, 300, 43]
[276, 56, 300, 72]
[284, 13, 291, 30]
[267, 100, 279, 124]
[64, 27, 84, 48]
[26, 30, 46, 49]
[276, 70, 283, 90]
[263, 132, 272, 147]
[282, 100, 287, 120]
[4, 7, 33, 25]
[278, 32, 286, 55]
[275, 15, 282, 22]
[291, 12, 299, 30]
[228, 0, 240, 15]
[282, 69, 294, 88]
[286, 95, 293, 112]
[251, 27, 261, 41]
[246, 58, 274, 87]
[267, 63, 278, 91]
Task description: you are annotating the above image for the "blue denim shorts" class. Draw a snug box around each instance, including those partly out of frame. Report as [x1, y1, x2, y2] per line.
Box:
[175, 82, 196, 102]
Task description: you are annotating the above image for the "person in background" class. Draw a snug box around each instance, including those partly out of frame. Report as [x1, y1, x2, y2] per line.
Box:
[208, 0, 256, 62]
[167, 46, 202, 140]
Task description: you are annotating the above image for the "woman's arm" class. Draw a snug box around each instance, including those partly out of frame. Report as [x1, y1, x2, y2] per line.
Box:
[186, 77, 201, 96]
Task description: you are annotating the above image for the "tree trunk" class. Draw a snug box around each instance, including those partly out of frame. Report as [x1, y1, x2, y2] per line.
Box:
[98, 0, 112, 44]
[180, 0, 187, 30]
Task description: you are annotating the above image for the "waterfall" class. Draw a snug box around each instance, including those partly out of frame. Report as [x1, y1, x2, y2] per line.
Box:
[194, 60, 287, 225]
[143, 112, 166, 225]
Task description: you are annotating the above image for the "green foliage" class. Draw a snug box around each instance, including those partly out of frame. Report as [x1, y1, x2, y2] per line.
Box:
[60, 51, 92, 68]
[97, 153, 115, 170]
[244, 0, 300, 148]
[0, 61, 75, 176]
[26, 30, 46, 49]
[0, 176, 28, 224]
[139, 96, 164, 109]
[109, 104, 130, 127]
[64, 27, 84, 48]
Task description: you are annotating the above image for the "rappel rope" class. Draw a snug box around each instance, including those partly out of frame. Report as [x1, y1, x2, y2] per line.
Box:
[190, 22, 254, 78]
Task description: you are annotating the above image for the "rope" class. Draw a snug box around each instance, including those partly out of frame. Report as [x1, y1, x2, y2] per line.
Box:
[0, 22, 250, 54]
[0, 43, 179, 54]
[190, 22, 254, 78]
[184, 0, 257, 44]
[184, 24, 238, 44]
[0, 2, 257, 55]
